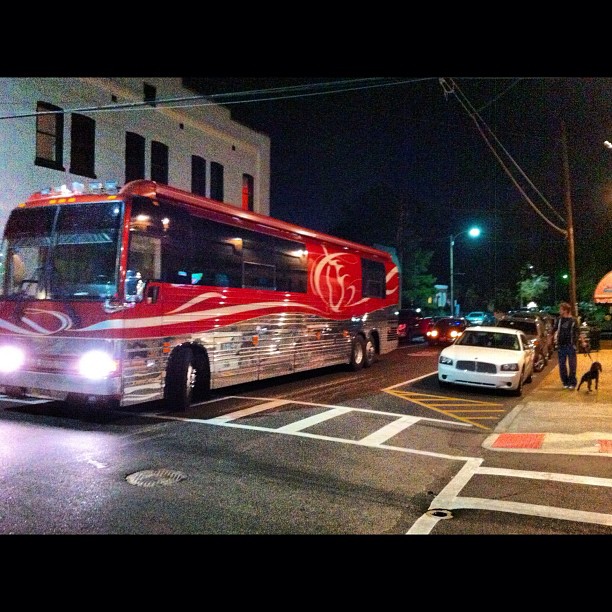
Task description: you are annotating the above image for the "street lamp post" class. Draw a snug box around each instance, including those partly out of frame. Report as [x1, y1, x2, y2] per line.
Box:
[449, 227, 481, 316]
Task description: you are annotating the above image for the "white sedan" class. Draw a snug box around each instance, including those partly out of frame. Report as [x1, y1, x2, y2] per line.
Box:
[437, 326, 535, 396]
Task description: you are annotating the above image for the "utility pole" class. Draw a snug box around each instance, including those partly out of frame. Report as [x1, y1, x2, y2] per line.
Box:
[396, 199, 405, 308]
[449, 235, 454, 316]
[561, 120, 578, 317]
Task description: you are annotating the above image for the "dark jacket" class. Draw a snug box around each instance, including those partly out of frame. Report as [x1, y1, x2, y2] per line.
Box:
[555, 316, 579, 348]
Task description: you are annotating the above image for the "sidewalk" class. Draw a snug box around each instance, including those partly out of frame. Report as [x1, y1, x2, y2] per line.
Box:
[482, 339, 612, 456]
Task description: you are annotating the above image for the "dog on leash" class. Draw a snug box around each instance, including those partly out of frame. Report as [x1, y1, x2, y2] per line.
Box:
[577, 361, 602, 392]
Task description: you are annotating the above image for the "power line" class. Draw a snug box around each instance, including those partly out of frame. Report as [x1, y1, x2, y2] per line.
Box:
[440, 77, 567, 235]
[0, 77, 435, 121]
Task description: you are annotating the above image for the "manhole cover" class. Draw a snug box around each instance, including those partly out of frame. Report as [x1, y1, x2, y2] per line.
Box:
[126, 468, 187, 487]
[425, 509, 453, 519]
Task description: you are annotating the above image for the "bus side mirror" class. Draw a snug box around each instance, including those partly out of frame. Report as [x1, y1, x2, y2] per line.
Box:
[125, 270, 145, 302]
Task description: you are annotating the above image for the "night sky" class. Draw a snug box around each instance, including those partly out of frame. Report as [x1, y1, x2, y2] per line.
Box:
[188, 77, 612, 307]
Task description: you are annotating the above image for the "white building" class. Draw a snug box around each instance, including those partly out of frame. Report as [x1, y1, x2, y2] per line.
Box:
[0, 77, 271, 232]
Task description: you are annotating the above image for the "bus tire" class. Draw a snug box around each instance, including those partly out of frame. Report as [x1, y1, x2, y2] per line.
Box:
[363, 335, 376, 368]
[164, 346, 198, 411]
[192, 350, 211, 402]
[349, 336, 366, 371]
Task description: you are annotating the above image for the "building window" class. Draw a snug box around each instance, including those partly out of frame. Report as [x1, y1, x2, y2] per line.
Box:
[125, 132, 145, 183]
[151, 141, 169, 184]
[70, 113, 96, 178]
[144, 82, 157, 107]
[210, 161, 224, 201]
[242, 173, 254, 211]
[191, 155, 206, 196]
[35, 101, 64, 170]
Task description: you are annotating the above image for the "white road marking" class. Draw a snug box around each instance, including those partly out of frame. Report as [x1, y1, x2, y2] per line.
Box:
[407, 459, 612, 534]
[6, 392, 610, 533]
[188, 398, 612, 533]
[206, 399, 290, 423]
[359, 415, 422, 445]
[276, 407, 353, 433]
[384, 371, 437, 390]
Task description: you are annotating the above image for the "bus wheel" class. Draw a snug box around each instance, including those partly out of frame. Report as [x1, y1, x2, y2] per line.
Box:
[164, 346, 197, 411]
[192, 350, 211, 402]
[349, 336, 366, 371]
[363, 335, 376, 368]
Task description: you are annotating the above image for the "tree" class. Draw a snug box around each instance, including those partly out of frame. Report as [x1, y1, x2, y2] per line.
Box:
[401, 244, 438, 310]
[517, 274, 550, 306]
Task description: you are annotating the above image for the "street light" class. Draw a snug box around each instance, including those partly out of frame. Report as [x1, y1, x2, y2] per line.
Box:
[449, 227, 481, 316]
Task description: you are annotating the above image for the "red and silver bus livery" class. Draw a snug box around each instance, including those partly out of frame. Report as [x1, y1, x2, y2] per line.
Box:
[0, 180, 399, 410]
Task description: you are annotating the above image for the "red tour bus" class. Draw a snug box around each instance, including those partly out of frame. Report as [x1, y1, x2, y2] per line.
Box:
[0, 180, 399, 410]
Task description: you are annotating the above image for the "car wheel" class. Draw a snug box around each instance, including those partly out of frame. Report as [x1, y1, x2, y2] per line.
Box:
[438, 379, 451, 390]
[349, 336, 366, 371]
[511, 373, 524, 396]
[533, 350, 546, 373]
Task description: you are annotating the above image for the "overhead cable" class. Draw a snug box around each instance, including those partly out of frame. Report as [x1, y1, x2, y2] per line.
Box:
[439, 77, 567, 236]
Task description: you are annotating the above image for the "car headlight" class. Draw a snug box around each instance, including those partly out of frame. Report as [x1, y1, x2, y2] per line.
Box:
[78, 350, 117, 379]
[501, 363, 519, 372]
[439, 355, 453, 365]
[0, 345, 25, 372]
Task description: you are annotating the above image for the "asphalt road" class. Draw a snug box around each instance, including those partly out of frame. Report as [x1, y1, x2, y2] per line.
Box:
[0, 338, 610, 535]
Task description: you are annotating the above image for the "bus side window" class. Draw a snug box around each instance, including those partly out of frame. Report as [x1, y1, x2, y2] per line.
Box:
[362, 258, 385, 299]
[126, 234, 161, 301]
[11, 252, 25, 288]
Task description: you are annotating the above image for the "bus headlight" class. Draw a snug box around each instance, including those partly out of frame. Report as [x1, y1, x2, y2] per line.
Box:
[78, 350, 117, 379]
[0, 345, 25, 372]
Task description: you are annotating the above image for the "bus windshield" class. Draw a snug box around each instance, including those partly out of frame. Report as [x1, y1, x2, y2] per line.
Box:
[0, 201, 123, 300]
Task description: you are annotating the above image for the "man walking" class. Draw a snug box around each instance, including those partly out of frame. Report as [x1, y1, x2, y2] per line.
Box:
[554, 302, 579, 389]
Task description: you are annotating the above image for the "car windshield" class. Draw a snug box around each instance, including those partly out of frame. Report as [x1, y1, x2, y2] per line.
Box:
[0, 201, 123, 300]
[456, 330, 520, 350]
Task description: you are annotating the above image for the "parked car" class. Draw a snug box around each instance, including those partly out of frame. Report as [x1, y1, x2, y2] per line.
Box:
[416, 316, 435, 339]
[464, 311, 496, 326]
[438, 325, 535, 396]
[495, 315, 549, 372]
[426, 317, 467, 345]
[397, 309, 434, 342]
[397, 309, 423, 342]
[508, 310, 556, 358]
